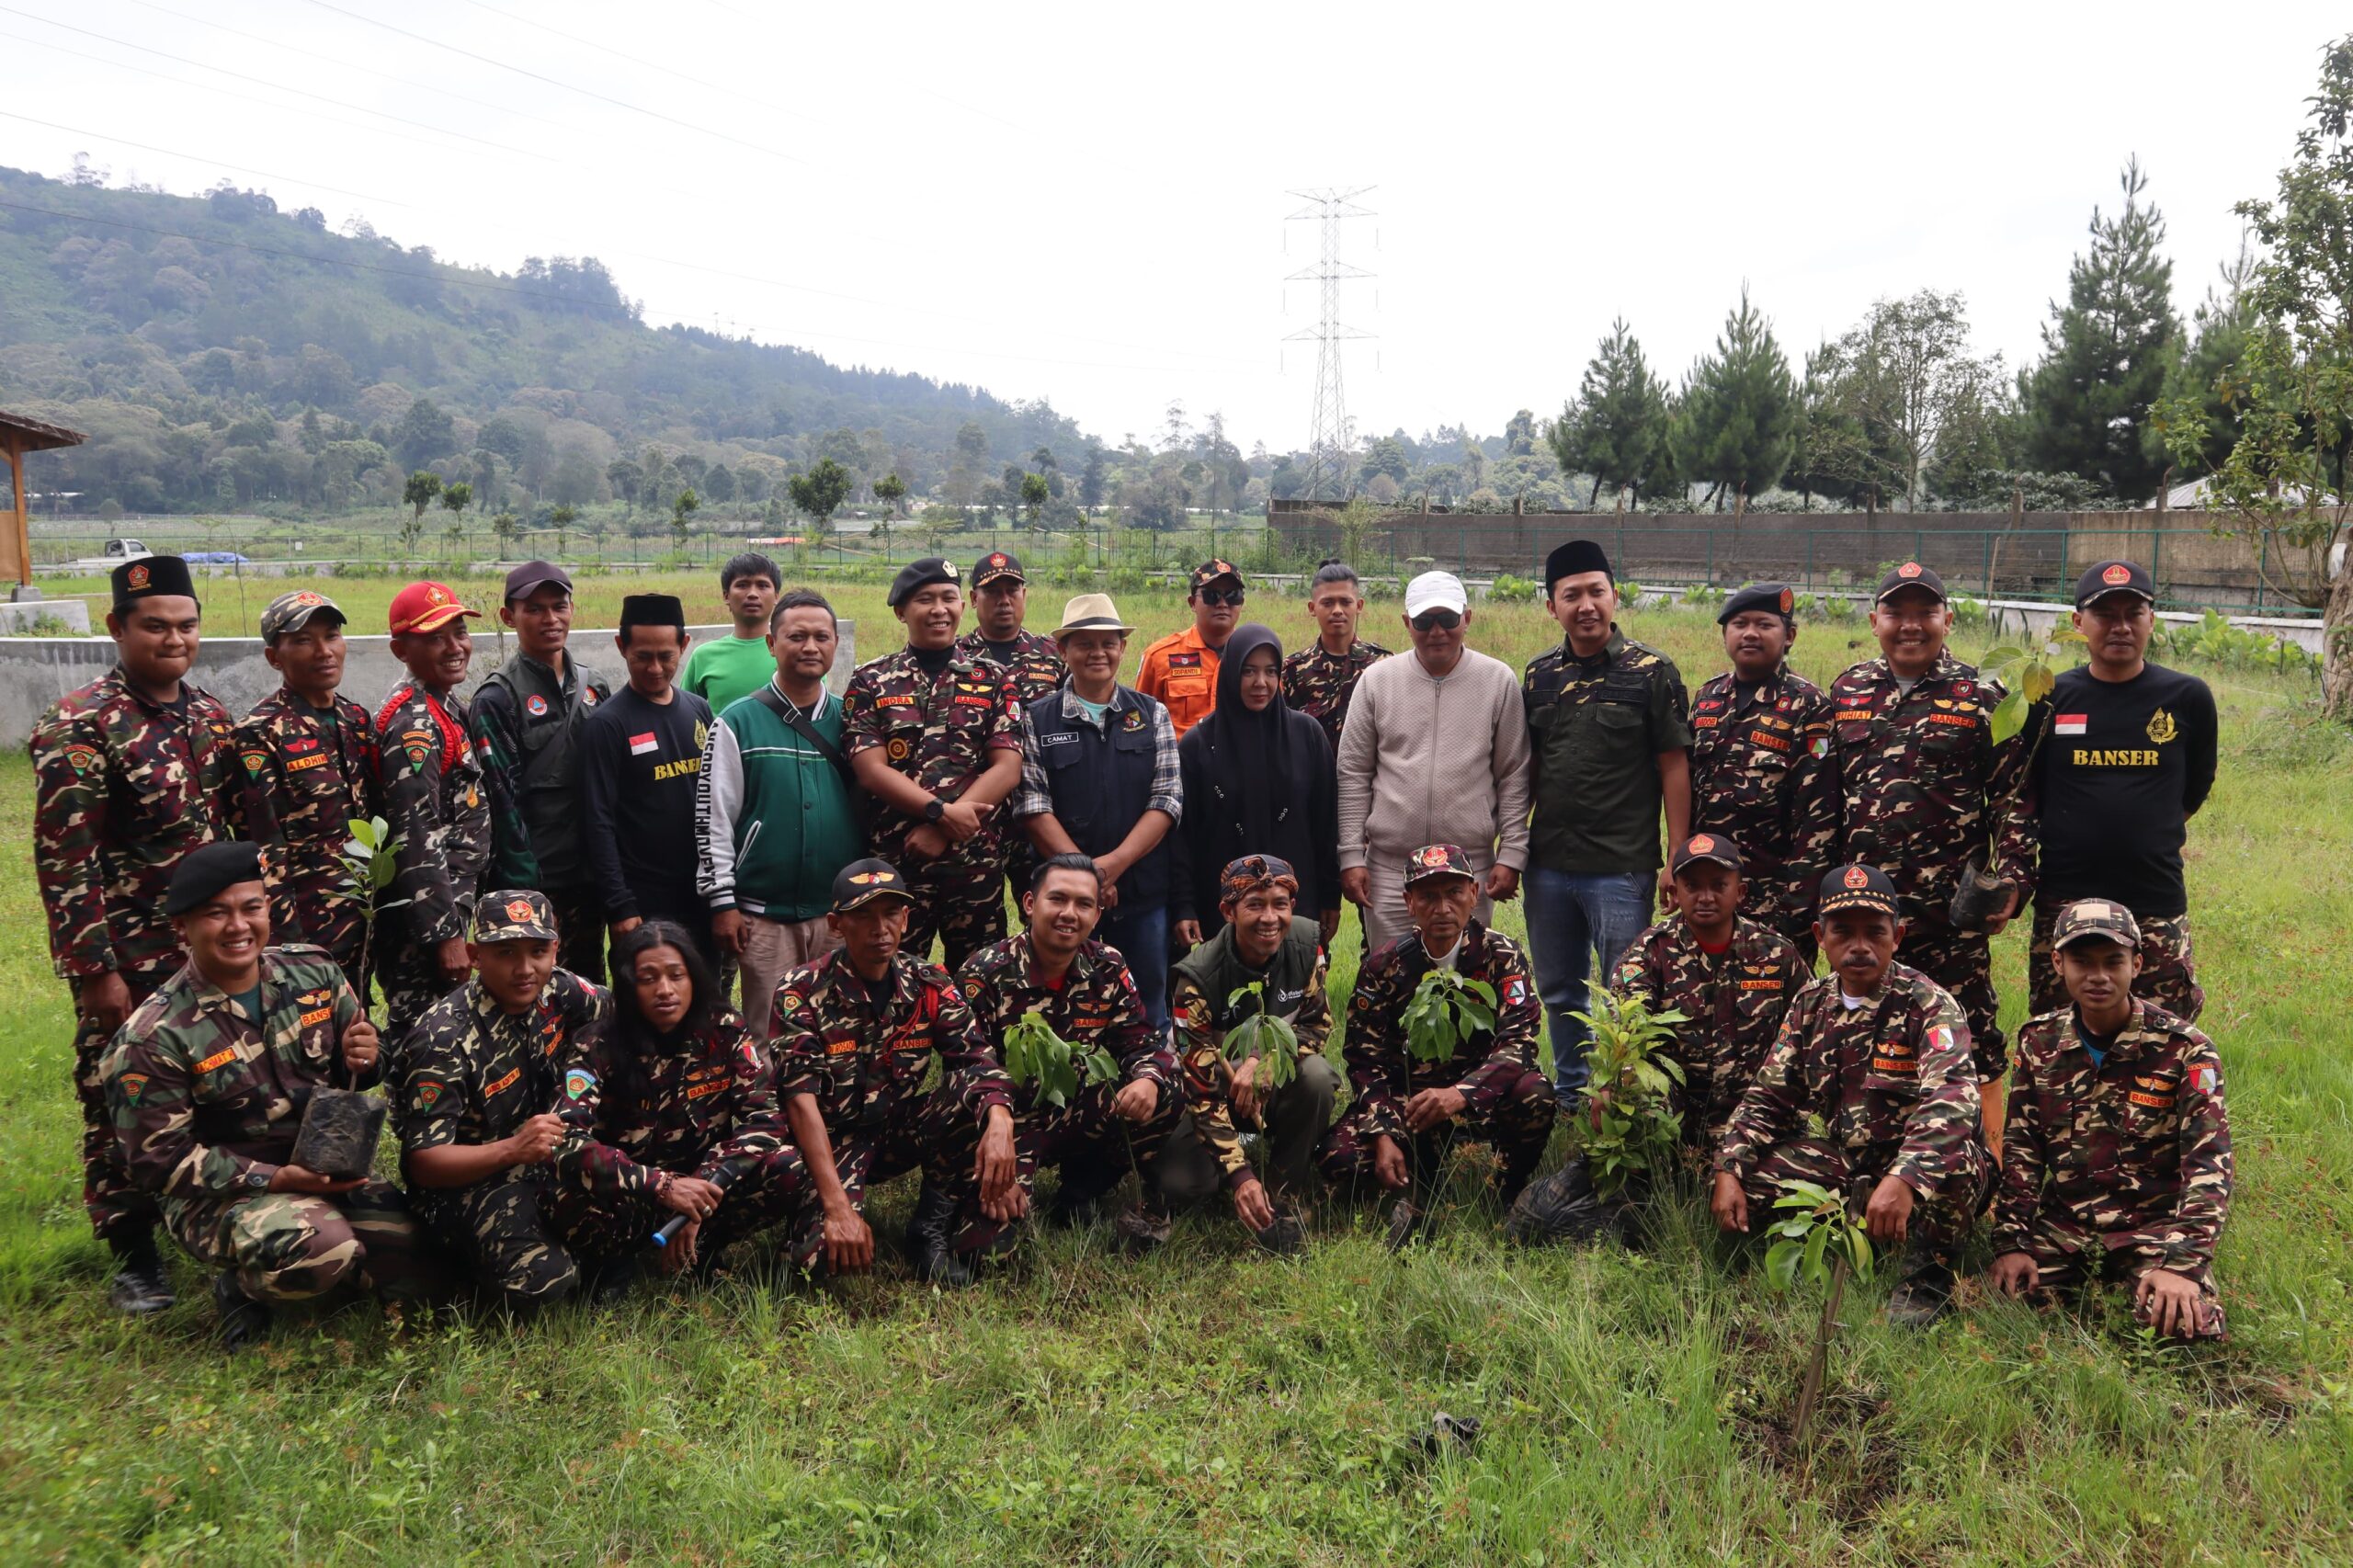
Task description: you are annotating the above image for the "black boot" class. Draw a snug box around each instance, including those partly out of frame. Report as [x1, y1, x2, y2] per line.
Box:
[108, 1234, 176, 1315]
[908, 1185, 974, 1288]
[211, 1270, 271, 1352]
[1887, 1245, 1956, 1329]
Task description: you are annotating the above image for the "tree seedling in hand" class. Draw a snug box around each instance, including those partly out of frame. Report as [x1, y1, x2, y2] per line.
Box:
[1223, 981, 1299, 1091]
[1763, 1177, 1877, 1447]
[339, 815, 405, 991]
[1403, 969, 1495, 1066]
[1003, 1011, 1118, 1110]
[1567, 988, 1688, 1201]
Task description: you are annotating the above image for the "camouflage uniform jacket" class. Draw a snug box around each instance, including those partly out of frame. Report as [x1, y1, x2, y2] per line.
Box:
[955, 935, 1176, 1115]
[561, 1009, 787, 1199]
[954, 628, 1067, 709]
[1825, 654, 2038, 925]
[231, 687, 381, 947]
[1610, 915, 1810, 1134]
[392, 970, 607, 1158]
[842, 647, 1022, 868]
[30, 666, 240, 981]
[1714, 962, 1982, 1199]
[1281, 638, 1391, 754]
[1688, 665, 1838, 928]
[373, 682, 492, 949]
[769, 949, 1012, 1142]
[1169, 915, 1332, 1187]
[1340, 919, 1540, 1143]
[103, 944, 369, 1200]
[1995, 1000, 2230, 1271]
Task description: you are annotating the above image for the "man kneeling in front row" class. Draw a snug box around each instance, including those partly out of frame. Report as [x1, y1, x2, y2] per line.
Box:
[1990, 900, 2231, 1339]
[1711, 864, 1991, 1327]
[106, 843, 439, 1348]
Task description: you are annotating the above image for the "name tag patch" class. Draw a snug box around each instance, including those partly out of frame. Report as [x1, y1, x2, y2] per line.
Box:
[194, 1047, 239, 1074]
[484, 1067, 520, 1096]
[298, 1006, 333, 1027]
[1039, 733, 1079, 747]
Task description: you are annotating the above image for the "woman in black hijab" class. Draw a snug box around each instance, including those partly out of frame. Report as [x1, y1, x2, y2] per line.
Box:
[1174, 623, 1340, 945]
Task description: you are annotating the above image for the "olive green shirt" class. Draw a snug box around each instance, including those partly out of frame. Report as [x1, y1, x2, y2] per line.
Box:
[1521, 628, 1691, 875]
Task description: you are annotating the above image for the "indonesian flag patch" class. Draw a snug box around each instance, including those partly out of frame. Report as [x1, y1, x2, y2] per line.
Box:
[630, 733, 659, 756]
[2054, 713, 2088, 735]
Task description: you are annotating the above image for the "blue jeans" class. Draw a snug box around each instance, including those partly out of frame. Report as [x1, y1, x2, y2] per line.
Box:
[1098, 902, 1171, 1036]
[1524, 867, 1654, 1104]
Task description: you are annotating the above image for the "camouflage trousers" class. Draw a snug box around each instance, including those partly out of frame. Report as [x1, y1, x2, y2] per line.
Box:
[543, 884, 608, 987]
[2028, 903, 2203, 1023]
[2005, 1225, 2225, 1339]
[415, 1171, 579, 1314]
[380, 929, 455, 1044]
[1743, 878, 1820, 965]
[70, 967, 171, 1245]
[1898, 921, 2006, 1079]
[165, 1178, 438, 1306]
[901, 850, 1007, 972]
[551, 1146, 814, 1267]
[1152, 1053, 1340, 1215]
[1732, 1134, 1992, 1259]
[787, 1091, 995, 1272]
[1318, 1066, 1554, 1200]
[980, 1078, 1180, 1247]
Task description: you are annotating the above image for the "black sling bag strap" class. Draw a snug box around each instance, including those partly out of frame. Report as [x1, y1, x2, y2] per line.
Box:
[751, 683, 857, 788]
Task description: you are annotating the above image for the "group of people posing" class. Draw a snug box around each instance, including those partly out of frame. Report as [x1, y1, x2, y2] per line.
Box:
[32, 536, 2231, 1348]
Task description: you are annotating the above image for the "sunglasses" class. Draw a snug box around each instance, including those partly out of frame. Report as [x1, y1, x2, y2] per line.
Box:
[1198, 586, 1245, 607]
[1410, 609, 1461, 631]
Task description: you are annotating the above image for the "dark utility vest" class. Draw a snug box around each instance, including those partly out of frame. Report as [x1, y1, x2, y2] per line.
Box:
[1171, 914, 1322, 1034]
[1027, 687, 1171, 909]
[482, 653, 601, 888]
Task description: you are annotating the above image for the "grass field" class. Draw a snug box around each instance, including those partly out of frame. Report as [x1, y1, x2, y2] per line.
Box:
[1, 585, 2348, 1563]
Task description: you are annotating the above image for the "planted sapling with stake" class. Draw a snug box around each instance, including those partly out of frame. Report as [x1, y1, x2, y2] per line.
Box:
[1764, 1176, 1877, 1447]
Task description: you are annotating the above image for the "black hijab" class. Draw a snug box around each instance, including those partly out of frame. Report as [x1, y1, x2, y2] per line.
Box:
[1195, 623, 1300, 857]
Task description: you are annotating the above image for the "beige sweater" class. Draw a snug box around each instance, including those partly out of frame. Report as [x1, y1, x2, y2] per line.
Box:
[1336, 646, 1533, 871]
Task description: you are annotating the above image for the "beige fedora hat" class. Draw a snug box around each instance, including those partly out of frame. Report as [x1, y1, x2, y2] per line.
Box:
[1052, 592, 1136, 638]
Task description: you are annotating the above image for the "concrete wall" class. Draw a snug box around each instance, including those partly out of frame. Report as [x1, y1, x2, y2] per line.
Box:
[0, 620, 855, 748]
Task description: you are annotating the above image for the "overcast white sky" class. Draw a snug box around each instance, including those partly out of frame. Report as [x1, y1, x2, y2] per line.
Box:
[5, 1, 2343, 452]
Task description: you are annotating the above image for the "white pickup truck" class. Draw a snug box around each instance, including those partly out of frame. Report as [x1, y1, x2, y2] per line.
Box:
[68, 538, 153, 570]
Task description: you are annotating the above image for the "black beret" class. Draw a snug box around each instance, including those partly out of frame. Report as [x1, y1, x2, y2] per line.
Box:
[1544, 540, 1612, 591]
[619, 593, 686, 631]
[111, 554, 198, 611]
[165, 841, 264, 916]
[888, 557, 960, 609]
[1719, 582, 1797, 627]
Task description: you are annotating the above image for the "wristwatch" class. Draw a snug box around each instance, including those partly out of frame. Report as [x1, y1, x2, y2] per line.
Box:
[923, 798, 946, 824]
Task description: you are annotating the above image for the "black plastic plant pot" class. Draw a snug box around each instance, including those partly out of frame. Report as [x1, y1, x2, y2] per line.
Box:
[291, 1087, 386, 1180]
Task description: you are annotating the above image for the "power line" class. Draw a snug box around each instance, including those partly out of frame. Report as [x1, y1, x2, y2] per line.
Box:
[0, 113, 412, 209]
[300, 0, 806, 166]
[457, 0, 817, 126]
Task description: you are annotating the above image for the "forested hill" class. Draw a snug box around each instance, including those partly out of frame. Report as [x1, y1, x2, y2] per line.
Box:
[0, 165, 1089, 515]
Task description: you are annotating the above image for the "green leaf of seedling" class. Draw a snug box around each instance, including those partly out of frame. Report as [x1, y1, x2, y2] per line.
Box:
[1766, 1239, 1802, 1292]
[1802, 1220, 1832, 1288]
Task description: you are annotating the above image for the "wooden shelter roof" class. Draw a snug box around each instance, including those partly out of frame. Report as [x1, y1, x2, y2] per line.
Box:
[0, 410, 88, 451]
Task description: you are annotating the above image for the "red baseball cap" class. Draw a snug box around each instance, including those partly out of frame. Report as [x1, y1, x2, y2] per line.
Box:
[389, 581, 483, 635]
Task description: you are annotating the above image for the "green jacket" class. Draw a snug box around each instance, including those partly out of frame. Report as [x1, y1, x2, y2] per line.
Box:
[697, 684, 861, 922]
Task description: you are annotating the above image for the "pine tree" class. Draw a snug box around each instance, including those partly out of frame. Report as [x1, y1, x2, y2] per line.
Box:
[1783, 341, 1871, 509]
[2150, 244, 2259, 483]
[1679, 288, 1798, 509]
[2019, 156, 2183, 501]
[1546, 319, 1671, 506]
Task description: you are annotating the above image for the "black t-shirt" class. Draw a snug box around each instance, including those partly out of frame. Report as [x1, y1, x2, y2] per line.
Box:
[578, 685, 714, 919]
[2031, 663, 2217, 915]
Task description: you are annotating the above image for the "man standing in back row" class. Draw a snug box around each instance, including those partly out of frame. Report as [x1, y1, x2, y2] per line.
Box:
[580, 595, 715, 961]
[1136, 560, 1245, 737]
[2022, 561, 2216, 1021]
[1283, 558, 1390, 755]
[955, 551, 1067, 708]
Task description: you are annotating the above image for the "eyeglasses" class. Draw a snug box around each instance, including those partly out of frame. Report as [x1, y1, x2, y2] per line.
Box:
[1199, 586, 1245, 608]
[1410, 609, 1461, 631]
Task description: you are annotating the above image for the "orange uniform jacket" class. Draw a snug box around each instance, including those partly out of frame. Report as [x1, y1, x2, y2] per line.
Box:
[1133, 625, 1223, 737]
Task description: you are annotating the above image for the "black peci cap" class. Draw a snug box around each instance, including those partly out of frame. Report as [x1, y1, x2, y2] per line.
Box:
[111, 554, 199, 612]
[1544, 540, 1612, 591]
[619, 593, 686, 632]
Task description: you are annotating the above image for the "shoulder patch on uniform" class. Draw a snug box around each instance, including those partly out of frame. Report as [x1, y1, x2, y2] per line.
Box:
[118, 1072, 148, 1105]
[564, 1067, 597, 1101]
[63, 743, 99, 776]
[413, 1080, 444, 1110]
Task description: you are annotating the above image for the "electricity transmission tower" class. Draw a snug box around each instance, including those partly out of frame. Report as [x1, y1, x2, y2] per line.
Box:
[1284, 187, 1375, 501]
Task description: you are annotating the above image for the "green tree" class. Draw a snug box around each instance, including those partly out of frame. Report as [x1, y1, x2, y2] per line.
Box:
[2019, 157, 2182, 501]
[1836, 290, 2004, 509]
[2154, 244, 2261, 483]
[550, 502, 577, 555]
[701, 462, 735, 505]
[874, 472, 908, 517]
[788, 458, 852, 532]
[669, 487, 700, 551]
[401, 470, 442, 551]
[1020, 471, 1051, 528]
[607, 457, 642, 513]
[1783, 341, 1872, 508]
[1679, 287, 1798, 509]
[1548, 319, 1671, 507]
[1358, 436, 1411, 485]
[491, 509, 519, 555]
[1078, 444, 1107, 511]
[439, 480, 472, 516]
[392, 397, 455, 468]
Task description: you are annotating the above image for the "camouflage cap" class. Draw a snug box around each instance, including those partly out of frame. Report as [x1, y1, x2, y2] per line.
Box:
[1189, 558, 1245, 591]
[2051, 898, 2143, 952]
[1817, 863, 1900, 920]
[259, 588, 346, 643]
[474, 889, 560, 944]
[832, 858, 915, 914]
[1217, 853, 1298, 907]
[1403, 843, 1476, 889]
[1671, 833, 1745, 877]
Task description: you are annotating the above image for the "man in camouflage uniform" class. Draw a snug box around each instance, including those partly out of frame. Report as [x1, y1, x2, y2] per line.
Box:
[1990, 901, 2231, 1339]
[1688, 583, 1837, 957]
[374, 580, 494, 1040]
[231, 589, 381, 1001]
[772, 859, 1025, 1286]
[955, 550, 1067, 707]
[1157, 855, 1338, 1254]
[844, 559, 1026, 971]
[30, 553, 241, 1312]
[1281, 559, 1390, 755]
[956, 853, 1179, 1250]
[1318, 845, 1551, 1247]
[1608, 835, 1811, 1142]
[551, 935, 813, 1283]
[1825, 562, 2035, 1084]
[392, 891, 607, 1314]
[104, 844, 436, 1348]
[1711, 865, 1991, 1327]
